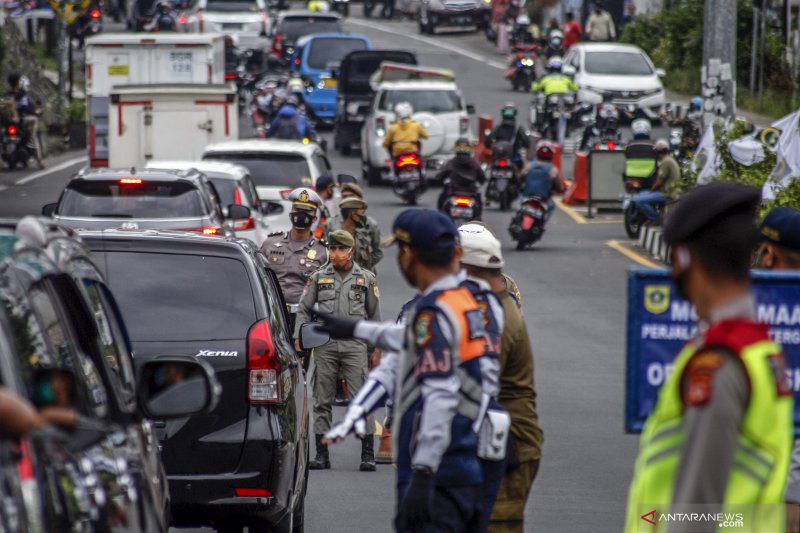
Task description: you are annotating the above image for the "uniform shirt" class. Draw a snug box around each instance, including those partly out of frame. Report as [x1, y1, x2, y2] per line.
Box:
[656, 155, 681, 200]
[532, 74, 580, 96]
[324, 214, 383, 274]
[294, 262, 381, 353]
[503, 274, 523, 310]
[260, 232, 327, 305]
[383, 120, 430, 157]
[496, 290, 543, 461]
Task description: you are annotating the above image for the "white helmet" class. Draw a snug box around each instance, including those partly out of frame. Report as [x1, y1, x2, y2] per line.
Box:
[654, 139, 670, 152]
[631, 119, 652, 139]
[288, 77, 304, 94]
[458, 224, 505, 268]
[516, 14, 530, 26]
[395, 102, 414, 120]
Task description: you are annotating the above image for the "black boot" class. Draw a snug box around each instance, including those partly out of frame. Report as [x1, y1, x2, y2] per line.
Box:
[359, 436, 376, 472]
[309, 434, 331, 470]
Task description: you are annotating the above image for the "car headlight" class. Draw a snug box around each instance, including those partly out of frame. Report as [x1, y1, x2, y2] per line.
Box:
[644, 87, 663, 96]
[346, 103, 363, 116]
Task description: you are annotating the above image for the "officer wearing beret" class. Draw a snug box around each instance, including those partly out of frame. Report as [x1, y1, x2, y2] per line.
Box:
[332, 182, 383, 269]
[325, 196, 383, 274]
[295, 229, 381, 472]
[260, 188, 328, 331]
[625, 183, 794, 532]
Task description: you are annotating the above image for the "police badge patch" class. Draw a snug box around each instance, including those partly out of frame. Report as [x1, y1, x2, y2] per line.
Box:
[465, 309, 486, 340]
[414, 312, 434, 347]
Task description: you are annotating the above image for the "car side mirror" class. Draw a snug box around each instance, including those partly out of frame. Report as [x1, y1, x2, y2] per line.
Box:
[562, 65, 576, 77]
[300, 322, 330, 350]
[466, 104, 476, 115]
[655, 68, 666, 78]
[227, 204, 251, 220]
[137, 356, 220, 420]
[337, 173, 357, 185]
[260, 200, 284, 216]
[42, 203, 57, 217]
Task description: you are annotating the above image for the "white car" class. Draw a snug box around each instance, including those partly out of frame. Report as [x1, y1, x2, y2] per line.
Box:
[202, 139, 333, 234]
[562, 43, 666, 120]
[145, 160, 271, 246]
[179, 0, 269, 52]
[360, 79, 475, 185]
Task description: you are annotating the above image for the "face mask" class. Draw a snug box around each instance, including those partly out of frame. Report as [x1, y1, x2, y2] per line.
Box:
[329, 247, 352, 270]
[355, 214, 368, 228]
[290, 211, 314, 229]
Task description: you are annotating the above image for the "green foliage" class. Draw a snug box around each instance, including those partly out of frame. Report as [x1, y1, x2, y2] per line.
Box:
[66, 99, 86, 123]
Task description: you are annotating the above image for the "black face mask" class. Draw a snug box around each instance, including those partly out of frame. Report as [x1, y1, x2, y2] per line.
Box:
[290, 212, 314, 229]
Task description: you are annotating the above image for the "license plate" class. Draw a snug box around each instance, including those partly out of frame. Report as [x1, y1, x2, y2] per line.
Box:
[524, 207, 543, 217]
[169, 51, 193, 77]
[493, 169, 512, 179]
[399, 170, 419, 182]
[321, 78, 337, 89]
[223, 23, 243, 29]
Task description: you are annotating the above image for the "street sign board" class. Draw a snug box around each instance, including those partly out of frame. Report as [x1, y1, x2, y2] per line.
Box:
[44, 0, 92, 23]
[626, 267, 800, 433]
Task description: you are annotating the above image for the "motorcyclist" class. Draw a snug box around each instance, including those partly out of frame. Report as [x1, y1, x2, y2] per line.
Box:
[661, 96, 703, 154]
[267, 96, 313, 140]
[544, 28, 565, 58]
[623, 119, 657, 185]
[132, 0, 158, 30]
[5, 73, 44, 168]
[579, 93, 621, 151]
[436, 137, 487, 219]
[485, 103, 528, 166]
[532, 57, 579, 138]
[632, 138, 680, 224]
[383, 101, 428, 159]
[287, 77, 308, 112]
[519, 141, 564, 221]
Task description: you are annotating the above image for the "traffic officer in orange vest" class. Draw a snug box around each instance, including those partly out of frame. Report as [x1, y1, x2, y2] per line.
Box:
[624, 183, 795, 532]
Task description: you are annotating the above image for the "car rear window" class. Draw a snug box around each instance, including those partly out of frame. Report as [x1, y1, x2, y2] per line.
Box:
[206, 0, 261, 11]
[280, 18, 341, 41]
[307, 37, 368, 70]
[208, 177, 239, 206]
[379, 89, 462, 113]
[98, 251, 257, 342]
[58, 180, 207, 218]
[204, 153, 313, 188]
[585, 51, 653, 75]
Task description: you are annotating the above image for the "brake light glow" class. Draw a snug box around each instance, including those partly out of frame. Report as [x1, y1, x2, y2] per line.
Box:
[90, 8, 101, 18]
[235, 488, 273, 498]
[6, 125, 17, 136]
[234, 217, 256, 231]
[178, 14, 188, 24]
[607, 141, 616, 150]
[225, 73, 237, 80]
[397, 154, 420, 167]
[454, 196, 473, 206]
[202, 227, 219, 235]
[497, 158, 508, 168]
[376, 116, 386, 137]
[248, 319, 281, 403]
[272, 33, 283, 53]
[119, 178, 142, 184]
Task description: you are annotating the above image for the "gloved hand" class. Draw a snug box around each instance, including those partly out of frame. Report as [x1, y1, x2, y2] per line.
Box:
[322, 404, 366, 444]
[313, 310, 359, 339]
[395, 469, 435, 532]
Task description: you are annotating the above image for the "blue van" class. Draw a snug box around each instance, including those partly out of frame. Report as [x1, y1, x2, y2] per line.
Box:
[297, 33, 372, 125]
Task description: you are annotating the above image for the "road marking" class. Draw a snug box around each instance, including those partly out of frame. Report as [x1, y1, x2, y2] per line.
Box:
[554, 198, 587, 224]
[606, 239, 661, 268]
[346, 18, 506, 70]
[15, 156, 86, 186]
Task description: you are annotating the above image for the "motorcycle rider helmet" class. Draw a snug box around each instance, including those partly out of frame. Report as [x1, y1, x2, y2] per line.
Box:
[549, 29, 563, 47]
[516, 14, 530, 26]
[536, 141, 556, 161]
[689, 96, 703, 111]
[631, 118, 652, 139]
[500, 103, 517, 122]
[454, 137, 472, 156]
[547, 57, 563, 73]
[654, 139, 670, 153]
[395, 101, 414, 120]
[286, 95, 299, 107]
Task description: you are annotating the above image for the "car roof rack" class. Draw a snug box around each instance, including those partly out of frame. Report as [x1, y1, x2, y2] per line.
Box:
[369, 62, 455, 90]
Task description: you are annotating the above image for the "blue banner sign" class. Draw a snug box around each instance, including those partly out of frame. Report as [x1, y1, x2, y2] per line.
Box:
[626, 267, 800, 433]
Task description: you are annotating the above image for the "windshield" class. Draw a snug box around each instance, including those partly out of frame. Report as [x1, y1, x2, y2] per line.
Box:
[379, 89, 462, 113]
[98, 252, 257, 342]
[58, 180, 206, 218]
[206, 0, 262, 11]
[281, 18, 341, 41]
[584, 51, 653, 76]
[204, 153, 313, 188]
[306, 37, 368, 70]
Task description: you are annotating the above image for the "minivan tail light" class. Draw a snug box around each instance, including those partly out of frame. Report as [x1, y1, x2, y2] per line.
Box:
[272, 33, 283, 54]
[248, 319, 281, 403]
[376, 116, 386, 137]
[234, 217, 256, 231]
[459, 116, 469, 135]
[236, 487, 273, 497]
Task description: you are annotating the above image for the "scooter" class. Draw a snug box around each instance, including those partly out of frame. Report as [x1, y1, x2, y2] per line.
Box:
[485, 155, 518, 211]
[622, 175, 659, 239]
[509, 195, 548, 249]
[69, 4, 103, 46]
[442, 192, 481, 224]
[1, 122, 35, 171]
[505, 44, 537, 92]
[391, 152, 425, 205]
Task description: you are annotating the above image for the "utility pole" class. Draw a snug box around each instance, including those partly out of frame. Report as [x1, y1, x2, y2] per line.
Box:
[700, 0, 737, 128]
[56, 16, 69, 117]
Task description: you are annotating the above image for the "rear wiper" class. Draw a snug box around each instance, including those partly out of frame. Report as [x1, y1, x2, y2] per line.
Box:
[91, 213, 134, 218]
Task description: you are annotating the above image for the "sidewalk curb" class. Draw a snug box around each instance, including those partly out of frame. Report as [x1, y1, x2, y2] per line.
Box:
[638, 225, 670, 264]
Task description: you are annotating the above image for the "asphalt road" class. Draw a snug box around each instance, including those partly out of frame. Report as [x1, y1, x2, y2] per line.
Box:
[0, 14, 662, 533]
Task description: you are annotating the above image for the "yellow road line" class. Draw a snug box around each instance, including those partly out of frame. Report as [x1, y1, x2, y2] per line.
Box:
[554, 198, 588, 224]
[606, 240, 661, 268]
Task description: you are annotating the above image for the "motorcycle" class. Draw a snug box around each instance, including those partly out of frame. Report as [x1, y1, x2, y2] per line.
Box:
[391, 152, 425, 205]
[622, 175, 659, 239]
[1, 122, 35, 171]
[669, 127, 683, 160]
[144, 0, 178, 31]
[505, 44, 537, 92]
[543, 30, 565, 59]
[580, 102, 623, 151]
[69, 4, 103, 46]
[485, 155, 518, 211]
[509, 195, 548, 250]
[442, 193, 480, 224]
[532, 92, 575, 145]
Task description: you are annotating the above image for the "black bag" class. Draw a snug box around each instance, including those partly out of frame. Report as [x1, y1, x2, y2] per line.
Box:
[505, 432, 521, 471]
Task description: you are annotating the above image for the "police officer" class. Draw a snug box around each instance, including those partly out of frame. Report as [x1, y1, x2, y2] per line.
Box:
[325, 197, 382, 274]
[333, 183, 383, 267]
[295, 229, 381, 472]
[260, 187, 328, 332]
[321, 209, 486, 531]
[314, 174, 336, 240]
[625, 183, 794, 532]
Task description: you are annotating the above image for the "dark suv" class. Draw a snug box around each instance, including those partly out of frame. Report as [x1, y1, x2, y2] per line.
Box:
[42, 168, 250, 236]
[81, 229, 309, 532]
[0, 217, 218, 532]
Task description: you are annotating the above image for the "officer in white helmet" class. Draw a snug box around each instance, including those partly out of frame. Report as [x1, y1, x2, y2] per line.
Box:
[383, 101, 430, 159]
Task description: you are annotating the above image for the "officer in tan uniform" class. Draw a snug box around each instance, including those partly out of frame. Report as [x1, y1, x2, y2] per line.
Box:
[324, 197, 382, 274]
[295, 229, 381, 472]
[260, 187, 328, 331]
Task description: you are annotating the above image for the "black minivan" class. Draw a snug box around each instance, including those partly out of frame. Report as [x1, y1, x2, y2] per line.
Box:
[82, 229, 309, 532]
[0, 217, 219, 532]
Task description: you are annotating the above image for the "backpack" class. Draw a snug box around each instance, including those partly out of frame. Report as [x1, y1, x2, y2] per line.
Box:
[275, 116, 300, 140]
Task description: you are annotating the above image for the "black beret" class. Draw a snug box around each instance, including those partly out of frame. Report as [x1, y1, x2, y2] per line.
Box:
[663, 182, 761, 245]
[761, 206, 800, 251]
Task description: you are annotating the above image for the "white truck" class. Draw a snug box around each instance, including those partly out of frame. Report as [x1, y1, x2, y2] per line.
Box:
[85, 33, 226, 167]
[108, 84, 239, 168]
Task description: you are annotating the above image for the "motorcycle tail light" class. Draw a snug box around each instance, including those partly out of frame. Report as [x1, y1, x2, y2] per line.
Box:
[178, 14, 188, 24]
[397, 154, 420, 167]
[497, 158, 508, 168]
[607, 141, 616, 150]
[90, 8, 101, 18]
[454, 196, 473, 207]
[225, 73, 237, 80]
[6, 125, 17, 136]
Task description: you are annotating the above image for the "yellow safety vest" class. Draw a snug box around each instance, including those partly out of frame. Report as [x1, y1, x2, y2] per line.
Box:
[625, 320, 794, 533]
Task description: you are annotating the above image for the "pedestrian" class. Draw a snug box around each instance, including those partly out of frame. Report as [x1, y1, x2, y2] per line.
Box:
[295, 229, 381, 471]
[563, 11, 582, 48]
[585, 2, 616, 41]
[321, 208, 487, 532]
[325, 197, 383, 274]
[753, 207, 800, 532]
[260, 187, 328, 333]
[621, 2, 636, 28]
[624, 183, 794, 532]
[458, 223, 543, 533]
[314, 174, 336, 240]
